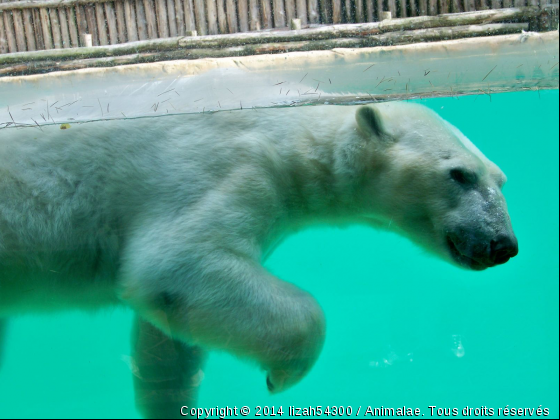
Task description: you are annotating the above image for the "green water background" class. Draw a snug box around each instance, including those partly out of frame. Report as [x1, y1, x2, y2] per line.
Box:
[0, 90, 558, 418]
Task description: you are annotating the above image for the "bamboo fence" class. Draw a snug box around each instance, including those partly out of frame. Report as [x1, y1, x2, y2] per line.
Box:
[1, 0, 557, 54]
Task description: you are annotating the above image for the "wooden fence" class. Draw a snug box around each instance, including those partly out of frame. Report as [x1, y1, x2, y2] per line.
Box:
[0, 0, 557, 54]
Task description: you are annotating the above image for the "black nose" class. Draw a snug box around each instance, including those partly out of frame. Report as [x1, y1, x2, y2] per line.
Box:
[490, 235, 518, 265]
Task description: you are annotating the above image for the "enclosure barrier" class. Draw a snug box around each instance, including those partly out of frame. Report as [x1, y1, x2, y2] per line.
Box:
[0, 0, 558, 54]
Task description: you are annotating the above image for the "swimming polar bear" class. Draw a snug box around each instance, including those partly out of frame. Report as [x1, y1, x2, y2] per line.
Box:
[0, 103, 517, 418]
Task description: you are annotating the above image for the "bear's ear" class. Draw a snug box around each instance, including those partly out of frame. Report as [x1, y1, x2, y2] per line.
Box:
[355, 105, 386, 140]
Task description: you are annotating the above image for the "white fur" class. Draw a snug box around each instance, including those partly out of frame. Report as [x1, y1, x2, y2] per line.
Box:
[0, 102, 514, 398]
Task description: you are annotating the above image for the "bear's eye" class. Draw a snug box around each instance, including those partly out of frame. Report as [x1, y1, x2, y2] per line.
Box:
[450, 168, 478, 186]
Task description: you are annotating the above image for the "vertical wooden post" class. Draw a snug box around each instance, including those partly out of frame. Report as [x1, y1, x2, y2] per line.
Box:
[95, 4, 109, 45]
[12, 10, 27, 51]
[345, 0, 352, 22]
[409, 0, 418, 16]
[206, 0, 219, 34]
[67, 7, 80, 47]
[154, 0, 169, 38]
[104, 3, 119, 44]
[272, 0, 286, 27]
[135, 0, 148, 40]
[183, 0, 197, 32]
[307, 0, 319, 23]
[332, 0, 342, 23]
[84, 5, 99, 45]
[260, 0, 273, 28]
[366, 0, 374, 21]
[192, 0, 208, 35]
[75, 5, 88, 45]
[388, 0, 397, 16]
[21, 10, 36, 51]
[124, 0, 139, 41]
[174, 0, 186, 35]
[428, 0, 437, 14]
[167, 0, 178, 36]
[491, 0, 501, 9]
[57, 8, 71, 48]
[115, 1, 127, 43]
[319, 0, 332, 23]
[355, 0, 364, 22]
[440, 0, 449, 14]
[285, 0, 296, 25]
[399, 0, 407, 17]
[2, 6, 18, 53]
[226, 0, 238, 31]
[463, 0, 475, 11]
[376, 0, 384, 20]
[32, 9, 45, 50]
[143, 0, 158, 39]
[513, 0, 525, 6]
[237, 0, 249, 31]
[215, 0, 228, 32]
[249, 0, 261, 30]
[295, 0, 307, 24]
[0, 12, 8, 54]
[49, 8, 63, 48]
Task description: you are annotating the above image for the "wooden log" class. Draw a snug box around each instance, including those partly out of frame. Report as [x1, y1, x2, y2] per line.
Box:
[84, 6, 99, 45]
[0, 23, 532, 76]
[502, 0, 512, 6]
[0, 11, 8, 54]
[428, 0, 437, 14]
[344, 0, 352, 22]
[94, 4, 108, 45]
[366, 0, 374, 21]
[104, 3, 118, 43]
[192, 0, 207, 35]
[237, 0, 248, 31]
[332, 0, 342, 23]
[0, 7, 543, 64]
[22, 10, 36, 51]
[135, 0, 148, 39]
[57, 8, 71, 47]
[440, 0, 449, 14]
[307, 0, 318, 23]
[123, 0, 138, 40]
[154, 0, 169, 38]
[38, 7, 53, 48]
[464, 0, 475, 11]
[225, 0, 237, 31]
[2, 6, 18, 53]
[272, 0, 286, 27]
[31, 8, 45, 49]
[215, 0, 227, 32]
[143, 0, 158, 38]
[249, 0, 260, 30]
[319, 0, 332, 23]
[166, 0, 178, 36]
[491, 0, 501, 8]
[418, 0, 428, 15]
[183, 0, 196, 31]
[398, 0, 406, 18]
[12, 10, 27, 51]
[174, 0, 185, 35]
[285, 0, 296, 25]
[295, 0, 307, 24]
[49, 8, 63, 48]
[377, 0, 384, 21]
[206, 0, 218, 35]
[514, 0, 525, 6]
[67, 7, 80, 47]
[388, 0, 397, 17]
[114, 0, 126, 42]
[260, 0, 272, 28]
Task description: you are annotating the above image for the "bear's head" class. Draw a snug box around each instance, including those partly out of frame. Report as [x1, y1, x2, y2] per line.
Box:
[352, 103, 518, 270]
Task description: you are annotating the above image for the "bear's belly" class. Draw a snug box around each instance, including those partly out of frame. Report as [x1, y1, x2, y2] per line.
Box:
[0, 259, 121, 316]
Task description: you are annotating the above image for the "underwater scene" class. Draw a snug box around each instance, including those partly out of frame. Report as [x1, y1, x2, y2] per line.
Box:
[0, 89, 558, 419]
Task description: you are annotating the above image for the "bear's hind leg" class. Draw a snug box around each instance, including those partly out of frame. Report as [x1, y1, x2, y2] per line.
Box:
[132, 316, 207, 419]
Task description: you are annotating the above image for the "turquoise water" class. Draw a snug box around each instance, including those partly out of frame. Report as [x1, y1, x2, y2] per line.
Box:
[0, 90, 558, 419]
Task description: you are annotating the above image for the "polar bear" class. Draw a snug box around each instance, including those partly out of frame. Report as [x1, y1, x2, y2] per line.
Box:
[0, 102, 517, 418]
